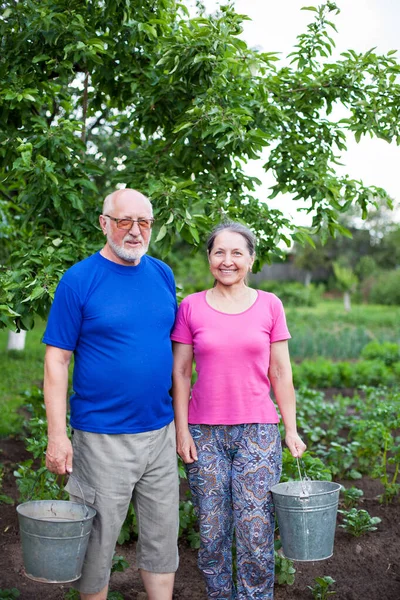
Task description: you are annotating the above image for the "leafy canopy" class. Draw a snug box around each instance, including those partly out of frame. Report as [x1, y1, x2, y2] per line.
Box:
[0, 1, 399, 328]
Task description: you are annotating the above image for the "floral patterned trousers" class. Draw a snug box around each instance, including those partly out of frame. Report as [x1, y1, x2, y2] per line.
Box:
[186, 423, 282, 600]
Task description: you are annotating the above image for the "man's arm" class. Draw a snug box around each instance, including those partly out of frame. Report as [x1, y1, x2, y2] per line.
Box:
[44, 345, 74, 474]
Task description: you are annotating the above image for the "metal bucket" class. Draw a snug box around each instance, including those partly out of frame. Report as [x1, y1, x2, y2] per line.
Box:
[271, 480, 341, 561]
[16, 499, 96, 583]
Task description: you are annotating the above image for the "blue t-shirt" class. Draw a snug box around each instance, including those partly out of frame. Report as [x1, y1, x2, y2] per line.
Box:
[43, 252, 177, 434]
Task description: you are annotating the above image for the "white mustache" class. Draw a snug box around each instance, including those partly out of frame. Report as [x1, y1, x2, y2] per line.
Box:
[123, 234, 142, 243]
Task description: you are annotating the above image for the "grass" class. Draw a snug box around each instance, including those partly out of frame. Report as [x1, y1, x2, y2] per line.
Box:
[286, 301, 400, 360]
[0, 325, 45, 437]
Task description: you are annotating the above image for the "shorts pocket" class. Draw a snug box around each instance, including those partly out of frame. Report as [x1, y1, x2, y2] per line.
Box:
[65, 475, 96, 505]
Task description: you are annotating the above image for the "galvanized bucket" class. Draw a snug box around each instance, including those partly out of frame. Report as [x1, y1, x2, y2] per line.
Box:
[17, 497, 96, 583]
[271, 480, 341, 561]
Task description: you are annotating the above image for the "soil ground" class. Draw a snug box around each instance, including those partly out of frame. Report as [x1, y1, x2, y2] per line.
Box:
[1, 436, 399, 600]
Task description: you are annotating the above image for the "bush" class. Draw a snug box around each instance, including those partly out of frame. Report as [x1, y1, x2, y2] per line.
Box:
[255, 281, 323, 307]
[361, 341, 400, 365]
[292, 358, 399, 389]
[367, 270, 400, 305]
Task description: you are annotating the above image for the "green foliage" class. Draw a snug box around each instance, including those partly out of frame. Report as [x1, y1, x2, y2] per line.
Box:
[339, 508, 381, 537]
[107, 593, 125, 600]
[287, 302, 400, 360]
[0, 590, 20, 599]
[111, 554, 129, 574]
[368, 271, 400, 306]
[179, 500, 200, 549]
[255, 281, 323, 307]
[361, 341, 400, 365]
[292, 357, 399, 389]
[294, 385, 400, 493]
[64, 589, 80, 600]
[1, 1, 400, 326]
[0, 463, 14, 505]
[274, 541, 296, 586]
[332, 262, 358, 293]
[308, 576, 336, 599]
[281, 449, 332, 482]
[0, 326, 45, 437]
[349, 390, 400, 503]
[117, 502, 138, 545]
[12, 387, 68, 501]
[66, 589, 124, 600]
[340, 487, 364, 509]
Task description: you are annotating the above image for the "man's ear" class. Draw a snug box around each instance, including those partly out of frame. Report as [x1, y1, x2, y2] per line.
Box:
[99, 215, 107, 235]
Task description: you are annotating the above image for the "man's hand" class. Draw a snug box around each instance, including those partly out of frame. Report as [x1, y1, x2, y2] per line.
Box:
[45, 434, 73, 475]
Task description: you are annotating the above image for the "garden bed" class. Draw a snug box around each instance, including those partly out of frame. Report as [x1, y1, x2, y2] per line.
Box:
[1, 436, 399, 600]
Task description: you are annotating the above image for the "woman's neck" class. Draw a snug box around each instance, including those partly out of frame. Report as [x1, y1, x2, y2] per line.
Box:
[207, 284, 257, 314]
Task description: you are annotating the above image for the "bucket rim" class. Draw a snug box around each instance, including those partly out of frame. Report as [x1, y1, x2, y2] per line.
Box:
[16, 499, 96, 521]
[271, 480, 341, 498]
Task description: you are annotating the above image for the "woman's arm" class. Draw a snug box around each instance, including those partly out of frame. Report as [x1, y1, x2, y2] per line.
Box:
[269, 340, 306, 458]
[172, 342, 198, 463]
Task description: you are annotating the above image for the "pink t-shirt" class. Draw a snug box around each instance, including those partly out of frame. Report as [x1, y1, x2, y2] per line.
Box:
[171, 290, 291, 425]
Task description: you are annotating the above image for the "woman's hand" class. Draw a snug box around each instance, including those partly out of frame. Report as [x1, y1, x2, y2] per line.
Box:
[176, 430, 198, 464]
[285, 432, 307, 459]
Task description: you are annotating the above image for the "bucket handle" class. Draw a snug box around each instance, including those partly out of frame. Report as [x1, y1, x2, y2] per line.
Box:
[26, 470, 89, 518]
[67, 474, 90, 518]
[296, 457, 310, 498]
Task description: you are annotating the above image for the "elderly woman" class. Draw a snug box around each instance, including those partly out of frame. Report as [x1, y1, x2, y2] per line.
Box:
[171, 221, 306, 600]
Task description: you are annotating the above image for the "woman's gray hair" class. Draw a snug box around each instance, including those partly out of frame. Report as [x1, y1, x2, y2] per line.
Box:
[206, 221, 256, 256]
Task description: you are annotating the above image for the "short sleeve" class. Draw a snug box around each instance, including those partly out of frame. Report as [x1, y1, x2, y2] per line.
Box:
[270, 296, 291, 343]
[42, 280, 83, 350]
[170, 299, 193, 344]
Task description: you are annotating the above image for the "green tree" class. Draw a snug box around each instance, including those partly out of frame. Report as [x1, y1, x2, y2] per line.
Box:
[1, 1, 399, 328]
[332, 261, 358, 311]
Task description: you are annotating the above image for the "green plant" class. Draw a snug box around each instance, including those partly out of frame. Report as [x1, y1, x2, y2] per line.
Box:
[274, 541, 296, 585]
[65, 588, 124, 600]
[64, 590, 79, 600]
[317, 441, 361, 480]
[14, 463, 68, 502]
[281, 450, 332, 483]
[361, 341, 400, 365]
[308, 576, 336, 599]
[256, 281, 323, 307]
[111, 554, 129, 574]
[369, 270, 400, 305]
[117, 502, 138, 545]
[179, 500, 200, 549]
[339, 508, 381, 537]
[0, 590, 20, 599]
[340, 486, 364, 509]
[107, 593, 124, 600]
[0, 464, 14, 505]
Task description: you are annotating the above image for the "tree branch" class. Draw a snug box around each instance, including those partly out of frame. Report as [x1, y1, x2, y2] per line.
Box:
[81, 70, 89, 144]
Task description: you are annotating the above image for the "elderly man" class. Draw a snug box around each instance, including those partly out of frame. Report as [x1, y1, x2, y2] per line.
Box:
[43, 189, 179, 600]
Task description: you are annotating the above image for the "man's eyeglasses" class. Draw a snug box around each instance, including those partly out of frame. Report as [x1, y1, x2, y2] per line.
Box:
[103, 215, 154, 231]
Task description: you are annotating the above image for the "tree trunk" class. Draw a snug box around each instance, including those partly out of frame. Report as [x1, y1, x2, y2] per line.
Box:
[343, 291, 351, 312]
[304, 271, 312, 286]
[7, 330, 26, 351]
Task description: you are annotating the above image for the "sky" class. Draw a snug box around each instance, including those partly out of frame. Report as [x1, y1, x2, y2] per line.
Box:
[199, 0, 400, 225]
